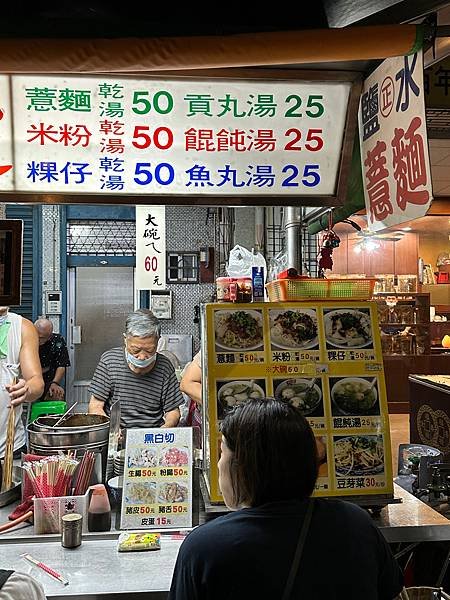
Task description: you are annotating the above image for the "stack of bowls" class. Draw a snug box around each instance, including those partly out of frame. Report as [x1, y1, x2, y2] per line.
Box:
[113, 450, 125, 477]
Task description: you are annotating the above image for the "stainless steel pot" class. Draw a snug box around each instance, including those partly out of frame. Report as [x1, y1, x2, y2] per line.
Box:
[27, 413, 110, 480]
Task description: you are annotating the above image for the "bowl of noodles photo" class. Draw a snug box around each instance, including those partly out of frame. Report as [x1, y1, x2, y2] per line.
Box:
[334, 435, 384, 477]
[324, 309, 372, 348]
[274, 379, 322, 416]
[214, 310, 264, 351]
[269, 309, 318, 350]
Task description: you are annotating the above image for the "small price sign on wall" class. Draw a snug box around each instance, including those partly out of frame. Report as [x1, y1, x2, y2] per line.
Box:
[135, 206, 166, 290]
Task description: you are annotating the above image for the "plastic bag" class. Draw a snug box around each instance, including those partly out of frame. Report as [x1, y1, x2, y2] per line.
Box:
[226, 245, 266, 278]
[267, 250, 288, 282]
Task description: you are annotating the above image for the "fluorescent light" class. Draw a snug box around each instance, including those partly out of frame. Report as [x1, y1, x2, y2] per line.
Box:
[402, 227, 412, 231]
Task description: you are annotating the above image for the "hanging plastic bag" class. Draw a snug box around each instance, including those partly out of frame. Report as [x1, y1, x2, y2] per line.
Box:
[226, 245, 266, 278]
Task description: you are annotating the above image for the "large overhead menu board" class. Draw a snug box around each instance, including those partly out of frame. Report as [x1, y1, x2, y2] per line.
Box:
[0, 74, 354, 199]
[202, 301, 393, 504]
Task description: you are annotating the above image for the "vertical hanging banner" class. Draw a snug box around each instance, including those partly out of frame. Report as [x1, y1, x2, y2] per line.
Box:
[0, 76, 13, 190]
[359, 50, 433, 231]
[135, 205, 166, 290]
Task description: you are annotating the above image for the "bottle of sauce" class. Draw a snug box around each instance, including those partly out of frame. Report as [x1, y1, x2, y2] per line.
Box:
[88, 484, 112, 532]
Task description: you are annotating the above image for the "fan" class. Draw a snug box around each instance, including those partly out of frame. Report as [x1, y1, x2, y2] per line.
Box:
[342, 219, 405, 253]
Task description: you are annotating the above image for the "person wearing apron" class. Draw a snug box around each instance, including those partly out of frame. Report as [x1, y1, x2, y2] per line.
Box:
[0, 307, 44, 458]
[0, 569, 46, 599]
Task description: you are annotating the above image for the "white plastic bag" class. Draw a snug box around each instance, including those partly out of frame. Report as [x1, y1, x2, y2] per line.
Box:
[226, 245, 266, 278]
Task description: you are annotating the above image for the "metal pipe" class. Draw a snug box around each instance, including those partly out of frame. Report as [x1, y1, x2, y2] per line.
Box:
[285, 207, 302, 273]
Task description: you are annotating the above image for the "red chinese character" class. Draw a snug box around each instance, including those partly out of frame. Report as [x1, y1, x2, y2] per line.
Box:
[391, 116, 430, 210]
[364, 140, 393, 223]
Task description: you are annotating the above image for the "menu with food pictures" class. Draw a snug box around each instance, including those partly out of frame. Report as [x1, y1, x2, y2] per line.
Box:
[202, 301, 393, 503]
[120, 427, 193, 530]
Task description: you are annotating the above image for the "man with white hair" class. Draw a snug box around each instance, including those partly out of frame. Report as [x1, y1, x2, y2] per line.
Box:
[88, 309, 183, 432]
[34, 317, 70, 401]
[0, 307, 43, 457]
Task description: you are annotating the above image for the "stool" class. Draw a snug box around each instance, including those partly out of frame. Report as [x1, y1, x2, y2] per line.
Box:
[30, 400, 67, 423]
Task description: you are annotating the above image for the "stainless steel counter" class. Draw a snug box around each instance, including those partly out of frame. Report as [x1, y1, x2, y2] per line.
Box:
[0, 534, 184, 599]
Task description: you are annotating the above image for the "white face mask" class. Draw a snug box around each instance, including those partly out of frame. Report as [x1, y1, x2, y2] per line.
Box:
[125, 348, 157, 369]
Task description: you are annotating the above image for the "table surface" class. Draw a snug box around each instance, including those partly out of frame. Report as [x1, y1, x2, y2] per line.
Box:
[0, 534, 184, 599]
[0, 483, 449, 597]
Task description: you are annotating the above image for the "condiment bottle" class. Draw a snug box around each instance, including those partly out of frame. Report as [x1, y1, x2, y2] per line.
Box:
[88, 484, 111, 532]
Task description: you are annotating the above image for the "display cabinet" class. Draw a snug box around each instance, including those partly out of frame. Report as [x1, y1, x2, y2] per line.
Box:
[373, 293, 431, 356]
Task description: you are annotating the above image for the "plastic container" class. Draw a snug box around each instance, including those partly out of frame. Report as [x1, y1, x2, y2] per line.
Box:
[216, 277, 234, 302]
[34, 490, 90, 534]
[265, 278, 377, 302]
[216, 277, 252, 303]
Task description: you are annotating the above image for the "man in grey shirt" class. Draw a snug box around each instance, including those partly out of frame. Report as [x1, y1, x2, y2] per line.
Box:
[88, 309, 183, 432]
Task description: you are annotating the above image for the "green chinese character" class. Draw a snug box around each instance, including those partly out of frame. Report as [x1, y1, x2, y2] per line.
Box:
[25, 87, 57, 111]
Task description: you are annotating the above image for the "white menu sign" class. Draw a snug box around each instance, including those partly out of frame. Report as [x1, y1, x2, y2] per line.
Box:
[8, 74, 351, 196]
[135, 206, 166, 290]
[120, 427, 193, 530]
[359, 50, 432, 231]
[0, 76, 13, 191]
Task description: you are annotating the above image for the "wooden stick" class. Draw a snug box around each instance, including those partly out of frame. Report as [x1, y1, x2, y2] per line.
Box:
[1, 378, 17, 492]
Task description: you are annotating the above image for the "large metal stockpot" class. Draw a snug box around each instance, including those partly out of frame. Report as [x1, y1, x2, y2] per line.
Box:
[27, 414, 110, 480]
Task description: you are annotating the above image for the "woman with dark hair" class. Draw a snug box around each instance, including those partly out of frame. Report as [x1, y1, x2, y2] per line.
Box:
[169, 398, 403, 600]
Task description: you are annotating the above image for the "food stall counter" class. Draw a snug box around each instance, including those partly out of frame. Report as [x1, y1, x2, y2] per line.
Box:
[0, 533, 185, 599]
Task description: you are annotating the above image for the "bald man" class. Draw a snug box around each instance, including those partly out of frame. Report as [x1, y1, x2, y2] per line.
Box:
[34, 318, 70, 401]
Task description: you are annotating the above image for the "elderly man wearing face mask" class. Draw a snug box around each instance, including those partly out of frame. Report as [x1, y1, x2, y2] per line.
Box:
[88, 309, 183, 433]
[0, 307, 44, 458]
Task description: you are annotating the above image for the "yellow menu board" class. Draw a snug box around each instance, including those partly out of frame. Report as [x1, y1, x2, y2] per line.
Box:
[202, 301, 393, 503]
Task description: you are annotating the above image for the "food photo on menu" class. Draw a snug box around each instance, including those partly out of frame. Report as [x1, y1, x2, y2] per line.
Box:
[158, 481, 189, 504]
[333, 435, 385, 478]
[316, 435, 328, 478]
[214, 309, 264, 351]
[125, 481, 157, 505]
[269, 308, 319, 350]
[329, 376, 381, 416]
[273, 377, 324, 417]
[216, 379, 266, 420]
[323, 307, 373, 349]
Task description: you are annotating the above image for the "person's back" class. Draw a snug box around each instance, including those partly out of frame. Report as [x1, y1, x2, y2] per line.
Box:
[169, 398, 402, 600]
[170, 497, 401, 599]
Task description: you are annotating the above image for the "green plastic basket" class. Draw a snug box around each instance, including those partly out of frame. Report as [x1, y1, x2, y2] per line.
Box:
[265, 278, 377, 302]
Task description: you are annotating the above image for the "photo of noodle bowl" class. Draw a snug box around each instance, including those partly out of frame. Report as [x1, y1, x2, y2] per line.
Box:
[158, 481, 189, 504]
[334, 435, 384, 477]
[324, 309, 372, 349]
[214, 310, 264, 351]
[125, 481, 156, 504]
[269, 309, 318, 350]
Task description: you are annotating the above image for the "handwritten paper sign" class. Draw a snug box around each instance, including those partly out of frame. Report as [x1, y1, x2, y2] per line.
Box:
[359, 50, 433, 231]
[135, 206, 166, 290]
[121, 427, 193, 530]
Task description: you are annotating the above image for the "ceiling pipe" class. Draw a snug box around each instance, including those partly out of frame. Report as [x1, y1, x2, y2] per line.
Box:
[285, 207, 303, 273]
[0, 24, 425, 73]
